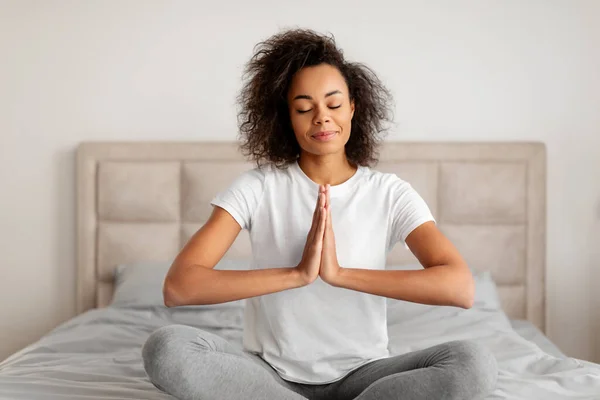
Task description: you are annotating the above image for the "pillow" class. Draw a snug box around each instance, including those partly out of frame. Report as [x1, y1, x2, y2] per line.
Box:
[385, 263, 502, 310]
[111, 258, 250, 308]
[472, 270, 502, 310]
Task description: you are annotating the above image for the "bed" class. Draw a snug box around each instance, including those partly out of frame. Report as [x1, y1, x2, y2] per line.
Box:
[1, 141, 599, 399]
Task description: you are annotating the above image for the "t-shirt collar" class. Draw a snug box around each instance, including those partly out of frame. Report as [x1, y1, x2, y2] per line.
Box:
[290, 160, 364, 198]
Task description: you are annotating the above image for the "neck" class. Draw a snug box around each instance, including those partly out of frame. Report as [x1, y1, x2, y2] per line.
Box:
[297, 151, 358, 186]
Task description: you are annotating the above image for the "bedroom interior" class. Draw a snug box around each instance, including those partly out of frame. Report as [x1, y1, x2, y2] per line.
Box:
[1, 1, 599, 399]
[1, 140, 599, 398]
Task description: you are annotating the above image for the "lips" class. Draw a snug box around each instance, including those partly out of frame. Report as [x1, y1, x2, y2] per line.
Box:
[311, 131, 337, 142]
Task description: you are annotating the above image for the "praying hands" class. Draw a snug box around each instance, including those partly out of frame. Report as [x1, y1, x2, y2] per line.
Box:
[294, 184, 343, 286]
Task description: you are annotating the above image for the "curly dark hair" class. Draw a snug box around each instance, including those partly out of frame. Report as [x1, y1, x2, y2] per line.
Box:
[236, 28, 394, 168]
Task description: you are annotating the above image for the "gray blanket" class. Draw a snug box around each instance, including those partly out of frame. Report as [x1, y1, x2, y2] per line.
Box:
[0, 302, 598, 399]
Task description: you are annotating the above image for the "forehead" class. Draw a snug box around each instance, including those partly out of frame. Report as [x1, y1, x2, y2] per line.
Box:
[288, 64, 348, 97]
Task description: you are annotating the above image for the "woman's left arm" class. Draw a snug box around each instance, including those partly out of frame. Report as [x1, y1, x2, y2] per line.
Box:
[326, 221, 475, 309]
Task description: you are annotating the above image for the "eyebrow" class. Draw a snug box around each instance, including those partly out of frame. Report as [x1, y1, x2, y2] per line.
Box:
[292, 90, 342, 101]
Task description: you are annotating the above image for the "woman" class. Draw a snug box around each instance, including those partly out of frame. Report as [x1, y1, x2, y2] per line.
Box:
[142, 28, 497, 400]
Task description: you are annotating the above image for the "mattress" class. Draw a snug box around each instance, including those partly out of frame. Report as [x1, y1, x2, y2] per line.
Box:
[0, 302, 598, 399]
[509, 319, 565, 359]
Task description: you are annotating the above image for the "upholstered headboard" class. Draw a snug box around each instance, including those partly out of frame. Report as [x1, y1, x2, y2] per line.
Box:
[76, 141, 546, 331]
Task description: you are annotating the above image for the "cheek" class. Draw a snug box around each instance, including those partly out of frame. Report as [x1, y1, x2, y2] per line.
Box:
[290, 114, 310, 136]
[337, 111, 353, 132]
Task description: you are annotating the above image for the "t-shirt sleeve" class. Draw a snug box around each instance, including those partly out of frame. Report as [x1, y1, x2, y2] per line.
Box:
[389, 177, 436, 248]
[209, 167, 266, 231]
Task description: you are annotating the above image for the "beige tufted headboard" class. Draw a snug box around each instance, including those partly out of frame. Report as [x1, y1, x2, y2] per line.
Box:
[76, 141, 546, 331]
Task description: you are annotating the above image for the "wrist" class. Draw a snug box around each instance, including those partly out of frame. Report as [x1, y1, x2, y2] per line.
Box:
[290, 266, 311, 288]
[332, 267, 347, 287]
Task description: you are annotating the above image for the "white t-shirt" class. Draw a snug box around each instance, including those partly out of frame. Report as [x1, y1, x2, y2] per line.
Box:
[210, 160, 435, 384]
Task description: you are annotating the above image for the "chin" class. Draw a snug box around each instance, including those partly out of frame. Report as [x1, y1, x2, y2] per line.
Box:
[305, 143, 344, 157]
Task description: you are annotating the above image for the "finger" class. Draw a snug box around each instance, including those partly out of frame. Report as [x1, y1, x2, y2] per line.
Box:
[315, 194, 327, 243]
[313, 186, 322, 215]
[310, 186, 325, 239]
[310, 191, 320, 227]
[310, 186, 324, 228]
[316, 207, 326, 243]
[308, 193, 321, 241]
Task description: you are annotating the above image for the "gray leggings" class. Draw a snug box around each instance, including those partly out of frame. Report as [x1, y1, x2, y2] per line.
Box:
[142, 324, 497, 400]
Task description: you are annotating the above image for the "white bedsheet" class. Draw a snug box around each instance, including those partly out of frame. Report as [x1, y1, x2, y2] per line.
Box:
[0, 302, 598, 399]
[385, 300, 600, 399]
[510, 319, 565, 359]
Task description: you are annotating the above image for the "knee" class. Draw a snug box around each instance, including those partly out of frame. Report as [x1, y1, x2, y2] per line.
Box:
[444, 341, 498, 399]
[142, 325, 175, 381]
[142, 324, 194, 382]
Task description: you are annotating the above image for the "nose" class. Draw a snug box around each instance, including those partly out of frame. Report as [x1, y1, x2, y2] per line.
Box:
[313, 106, 331, 125]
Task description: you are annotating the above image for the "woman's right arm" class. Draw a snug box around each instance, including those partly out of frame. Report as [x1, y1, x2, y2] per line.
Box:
[162, 206, 300, 307]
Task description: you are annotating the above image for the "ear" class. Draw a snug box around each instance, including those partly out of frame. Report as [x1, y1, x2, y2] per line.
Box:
[350, 99, 355, 119]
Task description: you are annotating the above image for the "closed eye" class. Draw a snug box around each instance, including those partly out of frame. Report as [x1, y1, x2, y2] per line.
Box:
[296, 105, 342, 114]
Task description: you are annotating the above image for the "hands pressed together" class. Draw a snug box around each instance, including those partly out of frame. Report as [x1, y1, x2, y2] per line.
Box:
[292, 181, 473, 308]
[295, 184, 343, 286]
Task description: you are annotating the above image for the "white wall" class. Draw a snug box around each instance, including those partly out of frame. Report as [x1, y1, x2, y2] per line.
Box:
[1, 0, 599, 362]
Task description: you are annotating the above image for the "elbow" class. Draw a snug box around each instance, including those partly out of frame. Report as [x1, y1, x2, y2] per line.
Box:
[458, 289, 475, 309]
[451, 265, 475, 309]
[162, 277, 185, 308]
[163, 293, 177, 308]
